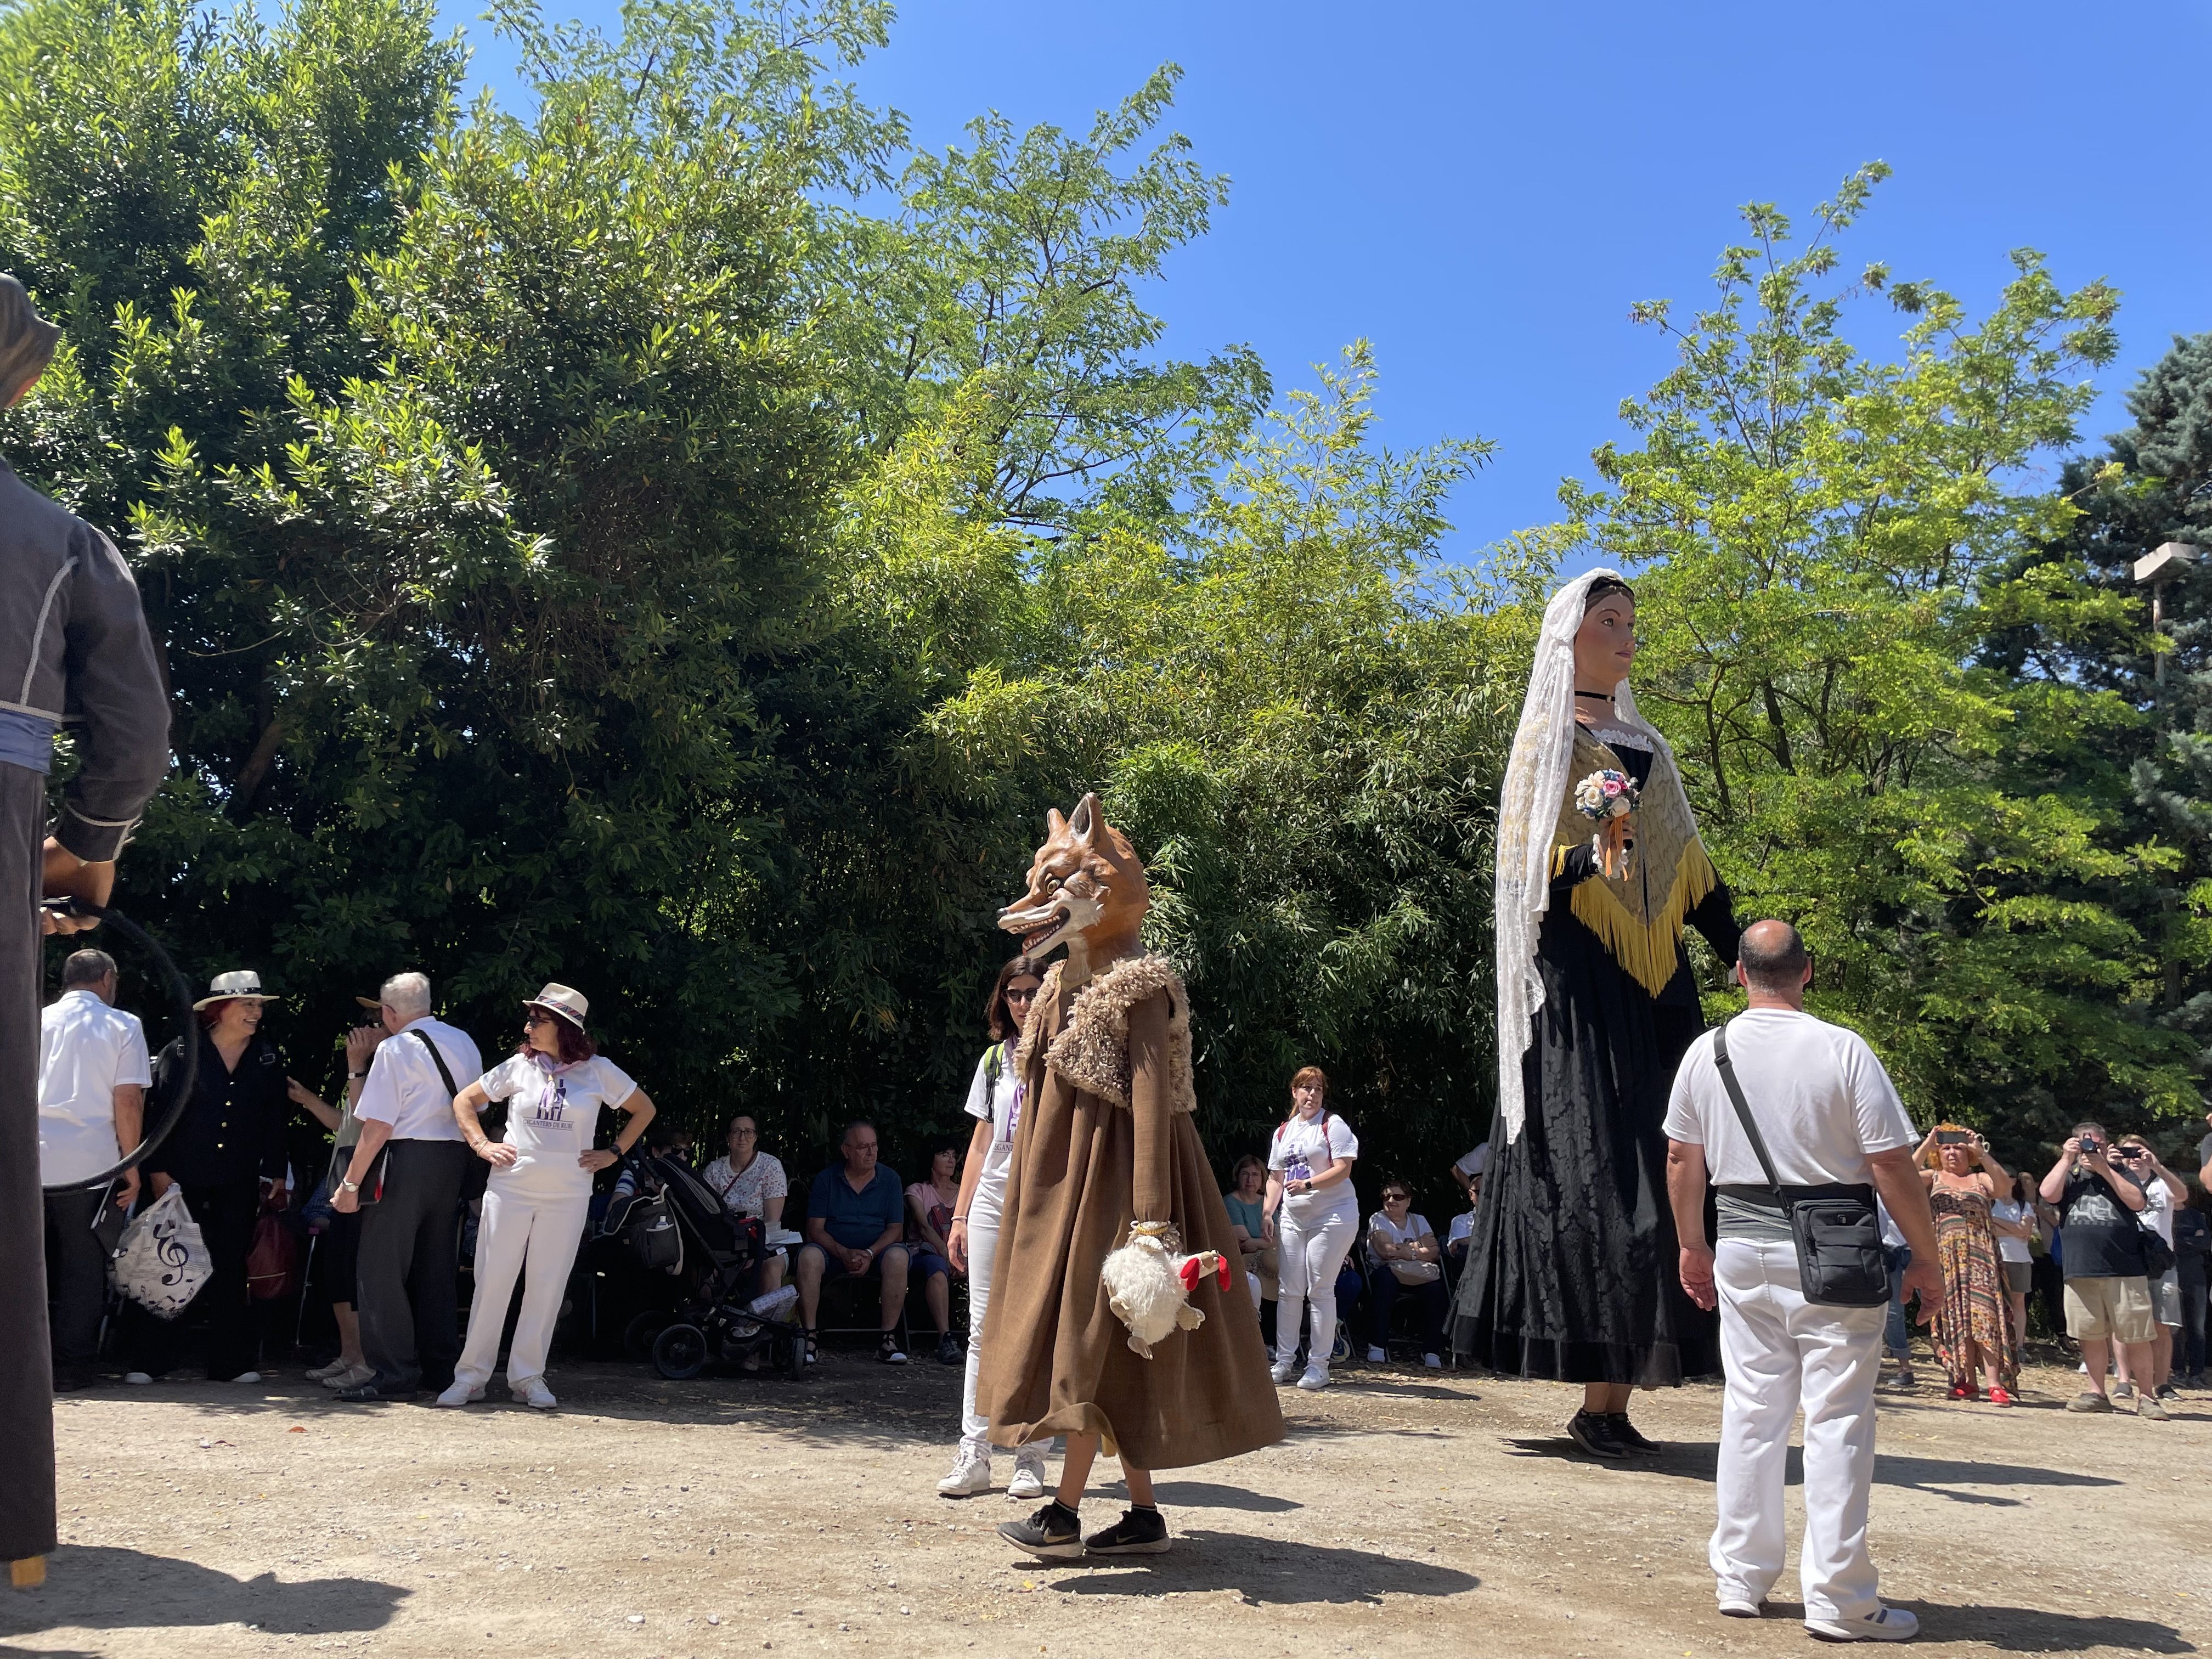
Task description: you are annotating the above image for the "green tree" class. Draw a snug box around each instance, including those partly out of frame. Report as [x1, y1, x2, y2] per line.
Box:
[1560, 165, 2196, 1146]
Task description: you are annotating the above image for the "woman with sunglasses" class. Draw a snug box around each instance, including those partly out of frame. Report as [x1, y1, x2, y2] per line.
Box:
[1364, 1181, 1448, 1368]
[938, 956, 1053, 1499]
[438, 983, 656, 1410]
[1916, 1124, 2017, 1404]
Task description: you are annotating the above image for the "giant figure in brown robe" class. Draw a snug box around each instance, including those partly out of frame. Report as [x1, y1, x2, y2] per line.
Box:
[978, 795, 1283, 1480]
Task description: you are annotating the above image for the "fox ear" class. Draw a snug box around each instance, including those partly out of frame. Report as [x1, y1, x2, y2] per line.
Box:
[1045, 806, 1067, 838]
[1069, 793, 1099, 848]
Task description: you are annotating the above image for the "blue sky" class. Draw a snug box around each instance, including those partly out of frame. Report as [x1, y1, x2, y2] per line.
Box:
[445, 0, 2212, 558]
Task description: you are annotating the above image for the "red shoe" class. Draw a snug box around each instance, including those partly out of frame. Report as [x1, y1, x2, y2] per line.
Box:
[1947, 1384, 1971, 1400]
[1988, 1387, 2014, 1407]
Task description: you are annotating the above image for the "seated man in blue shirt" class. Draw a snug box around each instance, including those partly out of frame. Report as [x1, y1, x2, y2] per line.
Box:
[796, 1119, 912, 1364]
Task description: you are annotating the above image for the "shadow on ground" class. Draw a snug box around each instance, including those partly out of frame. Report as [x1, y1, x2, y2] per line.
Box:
[0, 1547, 406, 1639]
[1038, 1531, 1479, 1604]
[1751, 1600, 2192, 1654]
[1497, 1435, 2124, 1508]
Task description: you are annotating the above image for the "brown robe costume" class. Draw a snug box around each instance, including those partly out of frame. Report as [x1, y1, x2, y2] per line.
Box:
[977, 954, 1285, 1469]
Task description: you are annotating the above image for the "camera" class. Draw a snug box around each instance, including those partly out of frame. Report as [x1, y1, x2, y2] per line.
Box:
[2077, 1135, 2101, 1157]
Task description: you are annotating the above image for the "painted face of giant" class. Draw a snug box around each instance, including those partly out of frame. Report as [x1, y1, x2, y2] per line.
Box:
[1573, 589, 1636, 695]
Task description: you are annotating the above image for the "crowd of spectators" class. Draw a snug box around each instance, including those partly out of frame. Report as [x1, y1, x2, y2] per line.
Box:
[32, 950, 2212, 1419]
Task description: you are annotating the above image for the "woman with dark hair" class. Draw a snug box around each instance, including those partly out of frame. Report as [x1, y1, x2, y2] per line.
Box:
[907, 1143, 964, 1365]
[438, 983, 656, 1410]
[1223, 1154, 1277, 1330]
[938, 955, 1052, 1498]
[1459, 570, 1734, 1458]
[125, 970, 291, 1386]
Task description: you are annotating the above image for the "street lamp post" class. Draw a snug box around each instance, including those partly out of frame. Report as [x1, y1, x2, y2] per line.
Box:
[2134, 541, 2198, 688]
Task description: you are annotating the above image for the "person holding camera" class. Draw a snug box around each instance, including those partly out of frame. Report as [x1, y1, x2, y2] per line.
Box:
[2112, 1137, 2185, 1403]
[2039, 1122, 2163, 1419]
[1915, 1125, 2017, 1405]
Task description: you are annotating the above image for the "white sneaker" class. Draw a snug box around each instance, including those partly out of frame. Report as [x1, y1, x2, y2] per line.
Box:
[436, 1379, 486, 1407]
[1422, 1352, 1443, 1369]
[937, 1446, 992, 1497]
[123, 1372, 151, 1386]
[1007, 1447, 1049, 1500]
[305, 1359, 351, 1382]
[321, 1363, 374, 1391]
[1365, 1345, 1387, 1363]
[1269, 1356, 1300, 1384]
[1296, 1362, 1330, 1391]
[1718, 1590, 1764, 1618]
[512, 1377, 557, 1410]
[225, 1371, 262, 1385]
[1805, 1605, 1919, 1642]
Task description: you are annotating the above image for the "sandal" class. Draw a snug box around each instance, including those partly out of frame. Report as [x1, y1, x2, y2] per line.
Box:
[802, 1328, 819, 1367]
[1987, 1387, 2013, 1407]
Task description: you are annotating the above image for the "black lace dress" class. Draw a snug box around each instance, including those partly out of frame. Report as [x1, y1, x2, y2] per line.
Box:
[1452, 740, 1735, 1384]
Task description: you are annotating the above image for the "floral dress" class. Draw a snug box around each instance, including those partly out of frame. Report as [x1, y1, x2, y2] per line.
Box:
[1930, 1177, 2017, 1391]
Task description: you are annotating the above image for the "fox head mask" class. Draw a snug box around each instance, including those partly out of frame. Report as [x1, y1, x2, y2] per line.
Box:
[999, 792, 1150, 976]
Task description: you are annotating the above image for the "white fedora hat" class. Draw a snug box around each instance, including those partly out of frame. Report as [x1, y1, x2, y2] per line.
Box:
[193, 969, 277, 1011]
[524, 982, 589, 1029]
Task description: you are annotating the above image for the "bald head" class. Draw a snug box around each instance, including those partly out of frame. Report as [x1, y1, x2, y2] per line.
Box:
[1737, 920, 1810, 1003]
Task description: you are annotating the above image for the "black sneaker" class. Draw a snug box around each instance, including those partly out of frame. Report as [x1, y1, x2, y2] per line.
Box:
[1566, 1409, 1628, 1460]
[1607, 1413, 1661, 1454]
[1000, 1500, 1083, 1559]
[935, 1332, 963, 1366]
[332, 1381, 411, 1403]
[878, 1333, 909, 1365]
[2155, 1381, 2179, 1402]
[1085, 1505, 1170, 1556]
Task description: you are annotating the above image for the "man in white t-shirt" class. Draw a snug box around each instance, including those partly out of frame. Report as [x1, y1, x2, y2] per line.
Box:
[1448, 1141, 1489, 1203]
[1663, 921, 1940, 1644]
[37, 949, 150, 1390]
[328, 971, 483, 1402]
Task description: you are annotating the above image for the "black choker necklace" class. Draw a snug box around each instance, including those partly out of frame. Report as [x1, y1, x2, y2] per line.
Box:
[1575, 691, 1613, 702]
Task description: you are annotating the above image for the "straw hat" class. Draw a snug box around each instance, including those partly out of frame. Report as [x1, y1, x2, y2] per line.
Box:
[193, 969, 277, 1010]
[524, 982, 589, 1030]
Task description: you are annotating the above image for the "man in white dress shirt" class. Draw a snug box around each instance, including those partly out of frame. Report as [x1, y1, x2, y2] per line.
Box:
[1664, 921, 1940, 1643]
[36, 949, 149, 1390]
[329, 972, 482, 1402]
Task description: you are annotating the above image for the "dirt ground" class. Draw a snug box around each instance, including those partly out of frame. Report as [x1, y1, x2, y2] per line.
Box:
[3, 1346, 2207, 1659]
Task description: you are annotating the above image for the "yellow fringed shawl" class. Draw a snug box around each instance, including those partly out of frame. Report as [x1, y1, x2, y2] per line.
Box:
[1549, 727, 1717, 997]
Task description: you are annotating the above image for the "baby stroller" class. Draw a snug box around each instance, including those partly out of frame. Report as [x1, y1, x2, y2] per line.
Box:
[606, 1148, 809, 1380]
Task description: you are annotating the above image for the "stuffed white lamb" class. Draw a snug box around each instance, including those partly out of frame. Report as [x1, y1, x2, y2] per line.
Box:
[1102, 1222, 1230, 1358]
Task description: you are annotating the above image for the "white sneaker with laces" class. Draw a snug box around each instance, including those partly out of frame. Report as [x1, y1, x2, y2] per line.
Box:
[321, 1362, 374, 1391]
[1806, 1605, 1919, 1642]
[436, 1379, 486, 1407]
[1365, 1345, 1387, 1363]
[1269, 1356, 1300, 1384]
[1422, 1352, 1443, 1369]
[1296, 1361, 1331, 1391]
[1007, 1447, 1049, 1500]
[512, 1376, 557, 1410]
[937, 1446, 992, 1497]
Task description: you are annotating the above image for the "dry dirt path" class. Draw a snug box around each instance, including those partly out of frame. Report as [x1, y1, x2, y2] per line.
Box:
[3, 1353, 2207, 1658]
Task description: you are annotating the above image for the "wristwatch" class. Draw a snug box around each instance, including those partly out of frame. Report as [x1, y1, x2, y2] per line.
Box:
[348, 1070, 369, 1080]
[339, 1179, 360, 1193]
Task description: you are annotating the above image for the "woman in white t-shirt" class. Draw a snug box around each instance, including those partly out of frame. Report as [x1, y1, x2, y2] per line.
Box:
[1988, 1172, 2038, 1354]
[1364, 1182, 1448, 1367]
[1265, 1065, 1361, 1390]
[438, 983, 656, 1410]
[701, 1113, 792, 1299]
[938, 956, 1053, 1500]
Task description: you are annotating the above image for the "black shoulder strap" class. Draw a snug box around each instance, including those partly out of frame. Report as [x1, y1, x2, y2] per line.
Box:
[409, 1027, 461, 1101]
[1711, 1018, 1782, 1195]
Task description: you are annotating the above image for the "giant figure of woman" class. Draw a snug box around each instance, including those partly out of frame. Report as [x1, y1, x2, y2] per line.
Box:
[1452, 569, 1735, 1458]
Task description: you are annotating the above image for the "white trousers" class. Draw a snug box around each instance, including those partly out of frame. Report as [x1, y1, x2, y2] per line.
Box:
[960, 1210, 1049, 1464]
[1274, 1205, 1357, 1367]
[1712, 1237, 1887, 1622]
[453, 1183, 591, 1390]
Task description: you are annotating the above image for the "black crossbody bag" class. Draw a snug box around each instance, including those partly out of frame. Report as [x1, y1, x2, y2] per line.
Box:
[1711, 1019, 1890, 1307]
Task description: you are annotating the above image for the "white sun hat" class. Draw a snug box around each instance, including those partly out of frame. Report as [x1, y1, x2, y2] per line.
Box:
[192, 969, 277, 1010]
[524, 982, 589, 1030]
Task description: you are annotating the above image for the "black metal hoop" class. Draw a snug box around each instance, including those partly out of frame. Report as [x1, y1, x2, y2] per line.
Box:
[37, 899, 199, 1195]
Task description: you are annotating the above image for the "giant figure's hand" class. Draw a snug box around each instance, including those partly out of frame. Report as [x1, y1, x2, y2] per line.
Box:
[40, 839, 114, 934]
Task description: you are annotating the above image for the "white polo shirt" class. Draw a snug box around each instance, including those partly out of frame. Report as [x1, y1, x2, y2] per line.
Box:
[37, 989, 153, 1185]
[353, 1016, 483, 1143]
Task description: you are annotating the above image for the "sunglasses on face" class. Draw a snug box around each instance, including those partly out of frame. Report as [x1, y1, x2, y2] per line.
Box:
[524, 1012, 556, 1029]
[1006, 985, 1040, 1002]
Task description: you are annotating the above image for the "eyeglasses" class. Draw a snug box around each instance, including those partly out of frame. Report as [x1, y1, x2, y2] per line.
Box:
[1383, 1192, 1409, 1203]
[524, 1012, 556, 1029]
[731, 1126, 758, 1137]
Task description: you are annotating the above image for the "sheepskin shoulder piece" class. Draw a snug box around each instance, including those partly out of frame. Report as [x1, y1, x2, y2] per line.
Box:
[1015, 953, 1197, 1115]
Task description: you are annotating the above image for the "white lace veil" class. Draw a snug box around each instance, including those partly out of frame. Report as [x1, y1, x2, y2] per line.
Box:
[1493, 568, 1674, 1143]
